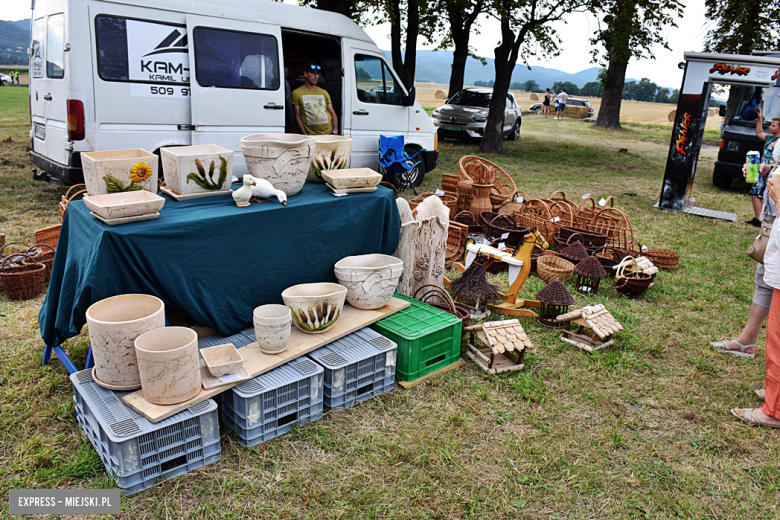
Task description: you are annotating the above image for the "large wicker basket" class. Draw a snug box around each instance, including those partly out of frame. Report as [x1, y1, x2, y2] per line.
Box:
[514, 198, 555, 243]
[537, 255, 575, 282]
[577, 196, 613, 228]
[547, 200, 578, 237]
[0, 254, 46, 300]
[587, 207, 635, 251]
[547, 191, 580, 220]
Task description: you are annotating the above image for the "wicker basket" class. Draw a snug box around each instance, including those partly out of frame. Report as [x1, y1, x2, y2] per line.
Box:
[559, 225, 608, 248]
[413, 284, 470, 333]
[587, 207, 635, 251]
[496, 190, 530, 216]
[453, 211, 482, 233]
[577, 196, 614, 228]
[594, 246, 623, 269]
[615, 259, 653, 297]
[0, 253, 46, 300]
[59, 184, 87, 222]
[25, 244, 55, 281]
[379, 181, 399, 198]
[530, 247, 543, 273]
[537, 255, 575, 281]
[643, 248, 680, 270]
[446, 221, 470, 265]
[459, 156, 516, 207]
[479, 211, 529, 244]
[547, 190, 579, 221]
[0, 241, 31, 263]
[441, 173, 459, 194]
[514, 198, 555, 243]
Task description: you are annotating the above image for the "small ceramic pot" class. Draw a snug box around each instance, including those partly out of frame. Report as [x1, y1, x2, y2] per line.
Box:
[240, 134, 315, 196]
[253, 304, 292, 354]
[200, 343, 244, 377]
[135, 327, 202, 405]
[281, 283, 347, 334]
[81, 148, 159, 195]
[307, 135, 353, 183]
[161, 144, 234, 195]
[334, 254, 403, 309]
[86, 294, 165, 390]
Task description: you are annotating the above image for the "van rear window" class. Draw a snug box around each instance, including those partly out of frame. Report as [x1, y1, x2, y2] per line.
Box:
[46, 14, 65, 79]
[193, 27, 279, 90]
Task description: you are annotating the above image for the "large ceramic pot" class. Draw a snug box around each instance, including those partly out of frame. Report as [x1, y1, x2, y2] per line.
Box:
[161, 144, 234, 195]
[334, 254, 403, 310]
[307, 135, 353, 183]
[281, 283, 347, 334]
[240, 134, 315, 196]
[86, 294, 165, 390]
[135, 327, 201, 405]
[253, 304, 292, 354]
[81, 149, 159, 196]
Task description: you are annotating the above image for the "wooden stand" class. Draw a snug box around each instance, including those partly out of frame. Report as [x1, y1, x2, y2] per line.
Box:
[123, 297, 410, 422]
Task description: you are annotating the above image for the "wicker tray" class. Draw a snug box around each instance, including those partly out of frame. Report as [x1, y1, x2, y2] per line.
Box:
[537, 255, 575, 282]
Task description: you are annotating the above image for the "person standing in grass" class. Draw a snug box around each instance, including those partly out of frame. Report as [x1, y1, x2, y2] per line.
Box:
[732, 175, 780, 428]
[555, 89, 568, 119]
[745, 108, 780, 227]
[543, 88, 553, 119]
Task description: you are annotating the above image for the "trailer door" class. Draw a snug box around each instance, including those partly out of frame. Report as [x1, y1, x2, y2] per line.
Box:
[186, 15, 285, 176]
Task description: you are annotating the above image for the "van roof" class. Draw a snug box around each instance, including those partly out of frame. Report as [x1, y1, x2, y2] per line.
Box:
[104, 0, 375, 44]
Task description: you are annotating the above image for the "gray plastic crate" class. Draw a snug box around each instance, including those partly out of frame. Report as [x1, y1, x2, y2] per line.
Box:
[70, 370, 221, 495]
[307, 328, 397, 410]
[220, 358, 324, 446]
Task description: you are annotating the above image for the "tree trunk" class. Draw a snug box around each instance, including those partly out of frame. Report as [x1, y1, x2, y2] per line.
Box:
[480, 21, 516, 154]
[448, 31, 469, 98]
[596, 58, 628, 129]
[389, 0, 420, 90]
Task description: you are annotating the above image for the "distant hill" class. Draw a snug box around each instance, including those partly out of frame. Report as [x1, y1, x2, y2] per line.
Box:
[0, 20, 29, 65]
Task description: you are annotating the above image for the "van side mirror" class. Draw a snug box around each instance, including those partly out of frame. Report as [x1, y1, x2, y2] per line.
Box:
[719, 105, 726, 117]
[404, 86, 416, 107]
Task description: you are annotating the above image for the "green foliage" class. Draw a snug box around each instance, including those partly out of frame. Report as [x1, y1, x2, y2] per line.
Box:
[523, 79, 540, 92]
[102, 175, 143, 193]
[355, 66, 371, 82]
[703, 0, 780, 55]
[552, 81, 580, 95]
[581, 81, 604, 97]
[186, 156, 228, 190]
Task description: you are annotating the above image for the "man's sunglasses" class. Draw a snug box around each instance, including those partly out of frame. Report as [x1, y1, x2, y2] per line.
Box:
[306, 65, 322, 71]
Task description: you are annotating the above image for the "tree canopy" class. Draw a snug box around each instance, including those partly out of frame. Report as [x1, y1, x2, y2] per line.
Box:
[703, 0, 780, 54]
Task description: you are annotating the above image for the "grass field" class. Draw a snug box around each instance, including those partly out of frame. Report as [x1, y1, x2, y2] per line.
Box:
[2, 87, 779, 518]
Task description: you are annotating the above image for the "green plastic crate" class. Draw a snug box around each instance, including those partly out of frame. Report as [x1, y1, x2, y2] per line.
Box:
[371, 294, 462, 381]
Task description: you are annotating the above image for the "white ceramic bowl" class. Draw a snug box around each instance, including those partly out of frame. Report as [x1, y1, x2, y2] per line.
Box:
[201, 343, 244, 377]
[334, 254, 403, 309]
[321, 168, 382, 189]
[253, 304, 292, 354]
[83, 191, 165, 220]
[281, 283, 347, 334]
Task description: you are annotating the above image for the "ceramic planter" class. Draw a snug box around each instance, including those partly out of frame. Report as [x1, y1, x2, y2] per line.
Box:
[135, 327, 202, 405]
[81, 149, 159, 196]
[334, 254, 403, 309]
[240, 134, 315, 196]
[201, 343, 244, 377]
[161, 145, 234, 195]
[86, 294, 165, 390]
[253, 304, 292, 354]
[281, 283, 347, 334]
[82, 191, 165, 220]
[321, 168, 382, 189]
[307, 135, 353, 183]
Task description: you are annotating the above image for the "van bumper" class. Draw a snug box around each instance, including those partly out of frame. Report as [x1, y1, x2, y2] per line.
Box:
[423, 150, 438, 172]
[30, 150, 84, 186]
[713, 160, 743, 179]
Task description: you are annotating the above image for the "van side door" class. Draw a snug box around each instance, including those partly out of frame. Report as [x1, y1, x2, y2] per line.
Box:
[186, 15, 285, 176]
[345, 48, 409, 169]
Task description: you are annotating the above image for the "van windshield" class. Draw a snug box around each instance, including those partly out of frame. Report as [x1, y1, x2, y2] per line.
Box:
[449, 91, 491, 108]
[730, 86, 780, 123]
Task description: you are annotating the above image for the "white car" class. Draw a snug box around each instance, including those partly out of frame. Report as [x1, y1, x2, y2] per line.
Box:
[0, 73, 11, 86]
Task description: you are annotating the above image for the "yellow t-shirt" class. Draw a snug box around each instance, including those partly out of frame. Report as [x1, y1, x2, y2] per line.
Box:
[292, 86, 333, 135]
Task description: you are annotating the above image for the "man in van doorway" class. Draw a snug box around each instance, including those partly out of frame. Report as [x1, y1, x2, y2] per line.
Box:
[292, 63, 339, 136]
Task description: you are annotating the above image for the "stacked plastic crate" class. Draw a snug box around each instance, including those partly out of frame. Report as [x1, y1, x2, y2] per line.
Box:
[308, 327, 397, 410]
[219, 358, 324, 446]
[70, 370, 221, 495]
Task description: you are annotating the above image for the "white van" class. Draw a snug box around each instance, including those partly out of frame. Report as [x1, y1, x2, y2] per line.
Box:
[28, 0, 438, 186]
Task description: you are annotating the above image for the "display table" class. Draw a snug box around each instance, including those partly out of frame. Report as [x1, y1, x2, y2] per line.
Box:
[39, 183, 401, 373]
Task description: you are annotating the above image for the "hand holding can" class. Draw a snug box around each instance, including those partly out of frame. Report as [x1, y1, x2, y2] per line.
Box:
[746, 151, 761, 183]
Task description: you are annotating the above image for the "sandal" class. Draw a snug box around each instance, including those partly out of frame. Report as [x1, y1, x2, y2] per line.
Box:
[714, 339, 756, 359]
[756, 389, 766, 400]
[731, 408, 780, 429]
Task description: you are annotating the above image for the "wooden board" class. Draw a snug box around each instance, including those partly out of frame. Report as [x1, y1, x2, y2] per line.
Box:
[397, 360, 466, 389]
[123, 297, 411, 422]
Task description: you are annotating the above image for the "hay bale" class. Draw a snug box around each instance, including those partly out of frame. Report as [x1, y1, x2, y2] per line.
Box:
[435, 89, 447, 99]
[708, 107, 718, 116]
[668, 110, 676, 122]
[563, 105, 589, 119]
[530, 93, 539, 101]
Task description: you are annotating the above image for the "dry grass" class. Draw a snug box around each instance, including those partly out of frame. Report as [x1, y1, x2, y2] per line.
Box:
[416, 82, 722, 131]
[2, 86, 779, 519]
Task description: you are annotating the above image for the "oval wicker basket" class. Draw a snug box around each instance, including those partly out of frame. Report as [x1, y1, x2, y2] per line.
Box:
[643, 248, 680, 270]
[413, 284, 470, 332]
[615, 259, 653, 297]
[594, 246, 623, 269]
[453, 211, 482, 233]
[537, 255, 575, 281]
[587, 207, 635, 251]
[559, 225, 608, 248]
[25, 244, 55, 281]
[0, 253, 46, 300]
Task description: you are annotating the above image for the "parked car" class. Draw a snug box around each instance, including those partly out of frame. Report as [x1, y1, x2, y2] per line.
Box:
[431, 88, 521, 140]
[0, 73, 11, 86]
[530, 97, 594, 118]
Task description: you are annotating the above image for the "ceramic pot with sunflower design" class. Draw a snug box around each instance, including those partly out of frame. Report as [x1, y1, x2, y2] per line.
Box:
[81, 148, 159, 195]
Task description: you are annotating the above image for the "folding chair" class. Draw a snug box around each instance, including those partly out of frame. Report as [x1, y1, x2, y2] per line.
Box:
[377, 135, 425, 195]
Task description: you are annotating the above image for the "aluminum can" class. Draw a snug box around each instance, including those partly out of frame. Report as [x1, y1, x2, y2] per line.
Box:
[746, 151, 761, 183]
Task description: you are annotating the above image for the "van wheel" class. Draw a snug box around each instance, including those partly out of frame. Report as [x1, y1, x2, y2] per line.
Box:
[508, 120, 521, 141]
[401, 145, 426, 187]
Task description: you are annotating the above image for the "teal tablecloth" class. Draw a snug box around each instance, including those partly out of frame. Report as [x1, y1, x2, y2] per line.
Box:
[39, 183, 401, 347]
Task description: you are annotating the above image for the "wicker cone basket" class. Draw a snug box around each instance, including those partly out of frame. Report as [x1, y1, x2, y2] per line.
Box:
[25, 244, 55, 281]
[643, 248, 680, 270]
[0, 254, 46, 300]
[615, 259, 653, 297]
[537, 255, 575, 281]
